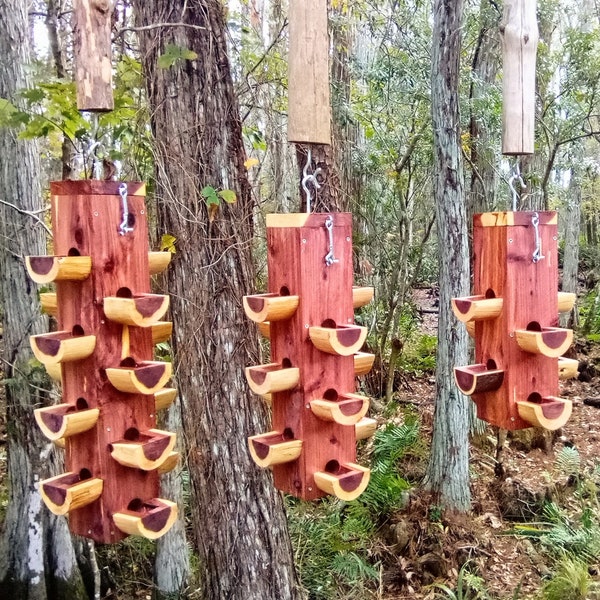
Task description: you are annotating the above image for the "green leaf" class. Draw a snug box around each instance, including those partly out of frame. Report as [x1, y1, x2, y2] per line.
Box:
[201, 185, 220, 205]
[218, 189, 237, 204]
[0, 98, 29, 127]
[21, 88, 46, 103]
[158, 44, 198, 69]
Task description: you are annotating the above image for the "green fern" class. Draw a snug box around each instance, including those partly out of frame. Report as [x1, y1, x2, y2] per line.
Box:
[539, 503, 600, 562]
[372, 421, 420, 474]
[286, 414, 421, 598]
[554, 446, 581, 477]
[540, 556, 593, 600]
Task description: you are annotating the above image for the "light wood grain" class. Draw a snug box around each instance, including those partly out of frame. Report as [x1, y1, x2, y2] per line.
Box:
[500, 0, 538, 154]
[287, 0, 331, 144]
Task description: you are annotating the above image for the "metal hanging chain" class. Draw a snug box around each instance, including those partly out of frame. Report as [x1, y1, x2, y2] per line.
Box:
[531, 211, 545, 263]
[118, 183, 134, 235]
[301, 148, 323, 214]
[508, 160, 526, 212]
[324, 215, 339, 267]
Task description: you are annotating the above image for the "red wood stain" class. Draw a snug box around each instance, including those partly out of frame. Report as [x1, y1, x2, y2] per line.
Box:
[34, 336, 62, 356]
[135, 363, 167, 388]
[134, 295, 164, 317]
[541, 400, 565, 419]
[141, 434, 171, 461]
[542, 329, 568, 349]
[43, 473, 81, 505]
[339, 399, 363, 416]
[336, 326, 362, 347]
[28, 256, 54, 275]
[246, 296, 266, 312]
[339, 471, 363, 492]
[252, 440, 271, 460]
[141, 503, 171, 532]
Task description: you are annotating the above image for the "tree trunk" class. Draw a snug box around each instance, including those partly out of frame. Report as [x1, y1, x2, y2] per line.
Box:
[46, 0, 76, 180]
[0, 1, 87, 597]
[134, 2, 301, 598]
[468, 0, 500, 219]
[153, 399, 189, 599]
[423, 0, 471, 513]
[561, 168, 581, 328]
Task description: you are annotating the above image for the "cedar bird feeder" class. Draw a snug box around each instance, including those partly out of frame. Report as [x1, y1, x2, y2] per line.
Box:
[453, 2, 577, 430]
[26, 180, 177, 543]
[245, 0, 374, 501]
[452, 211, 576, 430]
[244, 213, 375, 501]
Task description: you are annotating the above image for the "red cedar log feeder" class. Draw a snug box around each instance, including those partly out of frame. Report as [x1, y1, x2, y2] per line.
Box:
[243, 213, 373, 501]
[452, 211, 575, 431]
[26, 181, 177, 543]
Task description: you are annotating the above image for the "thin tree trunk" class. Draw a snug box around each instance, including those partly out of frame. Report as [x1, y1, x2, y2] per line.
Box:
[134, 2, 301, 598]
[46, 0, 75, 180]
[153, 397, 189, 599]
[0, 1, 87, 597]
[561, 168, 581, 328]
[423, 0, 471, 513]
[468, 0, 500, 219]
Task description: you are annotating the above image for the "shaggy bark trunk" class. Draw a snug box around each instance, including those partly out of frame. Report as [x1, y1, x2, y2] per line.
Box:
[0, 1, 87, 597]
[423, 0, 471, 513]
[134, 2, 301, 598]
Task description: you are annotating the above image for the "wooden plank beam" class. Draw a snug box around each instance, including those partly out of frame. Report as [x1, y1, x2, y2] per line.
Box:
[500, 0, 538, 155]
[287, 0, 331, 144]
[73, 0, 114, 112]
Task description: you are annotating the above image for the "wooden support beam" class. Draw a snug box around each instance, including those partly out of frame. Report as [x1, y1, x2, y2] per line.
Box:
[500, 0, 538, 155]
[287, 0, 331, 144]
[73, 0, 114, 112]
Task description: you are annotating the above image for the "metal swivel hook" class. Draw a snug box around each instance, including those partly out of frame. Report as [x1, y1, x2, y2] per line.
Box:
[531, 211, 545, 263]
[301, 148, 323, 213]
[508, 160, 526, 212]
[118, 183, 134, 235]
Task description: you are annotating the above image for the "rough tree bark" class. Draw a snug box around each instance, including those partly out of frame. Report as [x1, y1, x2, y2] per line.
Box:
[423, 0, 471, 512]
[0, 1, 88, 597]
[134, 2, 301, 598]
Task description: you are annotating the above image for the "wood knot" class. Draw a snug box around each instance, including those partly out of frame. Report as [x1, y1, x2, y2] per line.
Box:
[92, 0, 112, 14]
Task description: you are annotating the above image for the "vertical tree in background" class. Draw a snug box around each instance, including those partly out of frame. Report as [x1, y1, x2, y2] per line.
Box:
[468, 0, 501, 219]
[423, 0, 471, 512]
[0, 1, 87, 597]
[133, 1, 301, 598]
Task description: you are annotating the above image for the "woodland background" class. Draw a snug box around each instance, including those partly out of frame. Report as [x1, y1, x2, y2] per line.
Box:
[1, 0, 600, 599]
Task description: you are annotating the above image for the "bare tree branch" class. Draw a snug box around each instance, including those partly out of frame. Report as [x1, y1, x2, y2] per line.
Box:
[0, 198, 52, 236]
